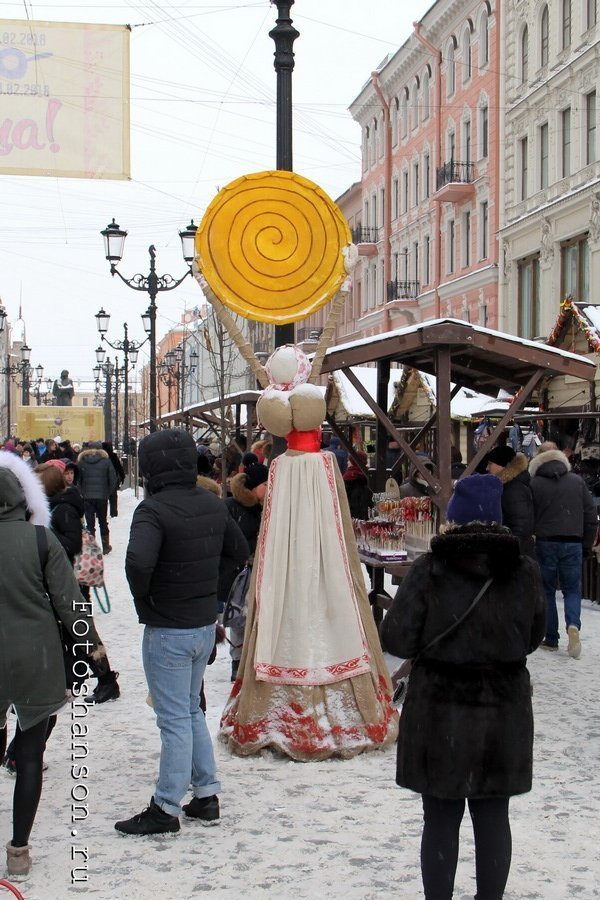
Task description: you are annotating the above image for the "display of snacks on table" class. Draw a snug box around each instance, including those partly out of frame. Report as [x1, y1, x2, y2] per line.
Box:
[352, 517, 407, 560]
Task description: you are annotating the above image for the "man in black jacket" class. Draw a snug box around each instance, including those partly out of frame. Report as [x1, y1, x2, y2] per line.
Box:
[77, 442, 118, 554]
[530, 447, 597, 658]
[116, 429, 249, 837]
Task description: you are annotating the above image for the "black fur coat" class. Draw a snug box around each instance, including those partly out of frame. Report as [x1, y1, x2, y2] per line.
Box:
[381, 524, 546, 799]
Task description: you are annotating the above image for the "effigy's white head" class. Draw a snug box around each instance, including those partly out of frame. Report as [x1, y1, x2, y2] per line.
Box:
[264, 345, 311, 390]
[258, 344, 325, 437]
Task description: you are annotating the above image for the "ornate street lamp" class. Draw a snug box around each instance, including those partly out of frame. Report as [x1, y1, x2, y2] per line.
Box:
[99, 220, 197, 432]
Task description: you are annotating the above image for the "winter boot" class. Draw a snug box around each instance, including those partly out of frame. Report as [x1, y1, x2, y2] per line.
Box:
[182, 794, 220, 825]
[567, 625, 582, 659]
[86, 671, 120, 705]
[115, 797, 180, 836]
[101, 533, 112, 555]
[6, 841, 31, 879]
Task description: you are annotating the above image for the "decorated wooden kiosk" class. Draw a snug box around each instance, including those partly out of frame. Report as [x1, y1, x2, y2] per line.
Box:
[317, 319, 597, 614]
[192, 170, 398, 761]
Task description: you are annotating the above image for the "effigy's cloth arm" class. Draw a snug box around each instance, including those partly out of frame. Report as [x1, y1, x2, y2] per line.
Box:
[193, 266, 269, 389]
[308, 289, 349, 383]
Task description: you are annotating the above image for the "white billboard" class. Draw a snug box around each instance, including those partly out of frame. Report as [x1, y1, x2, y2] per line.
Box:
[0, 19, 130, 179]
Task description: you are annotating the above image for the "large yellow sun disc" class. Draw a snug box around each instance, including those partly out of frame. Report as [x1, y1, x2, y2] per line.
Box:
[195, 170, 351, 324]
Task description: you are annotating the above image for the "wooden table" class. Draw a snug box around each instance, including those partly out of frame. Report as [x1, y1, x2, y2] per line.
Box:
[359, 552, 414, 625]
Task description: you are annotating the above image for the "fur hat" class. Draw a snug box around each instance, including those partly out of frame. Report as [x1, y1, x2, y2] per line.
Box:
[244, 463, 269, 491]
[487, 446, 516, 468]
[447, 473, 503, 525]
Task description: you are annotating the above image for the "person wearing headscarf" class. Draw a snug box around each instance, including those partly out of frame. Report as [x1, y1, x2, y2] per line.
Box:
[343, 450, 372, 520]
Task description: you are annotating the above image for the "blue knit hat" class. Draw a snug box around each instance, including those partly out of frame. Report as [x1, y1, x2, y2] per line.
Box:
[447, 473, 503, 525]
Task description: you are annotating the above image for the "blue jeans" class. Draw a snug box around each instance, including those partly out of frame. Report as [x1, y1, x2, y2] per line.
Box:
[535, 541, 582, 645]
[142, 624, 220, 817]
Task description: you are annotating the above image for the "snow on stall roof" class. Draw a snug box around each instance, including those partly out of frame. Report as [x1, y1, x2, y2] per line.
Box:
[580, 305, 600, 333]
[417, 371, 538, 419]
[324, 318, 593, 368]
[332, 367, 397, 416]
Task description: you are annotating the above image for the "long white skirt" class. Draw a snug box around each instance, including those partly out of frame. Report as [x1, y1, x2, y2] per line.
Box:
[254, 452, 370, 685]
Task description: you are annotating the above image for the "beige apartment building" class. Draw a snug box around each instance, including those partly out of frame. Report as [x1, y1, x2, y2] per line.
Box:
[501, 0, 600, 339]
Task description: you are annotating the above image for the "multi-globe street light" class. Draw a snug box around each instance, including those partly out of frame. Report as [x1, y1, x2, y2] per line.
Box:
[100, 218, 198, 432]
[95, 309, 146, 453]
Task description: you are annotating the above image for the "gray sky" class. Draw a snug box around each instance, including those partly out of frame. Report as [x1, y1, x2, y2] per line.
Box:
[0, 0, 432, 381]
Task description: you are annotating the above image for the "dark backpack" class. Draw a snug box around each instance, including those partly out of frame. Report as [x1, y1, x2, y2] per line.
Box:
[223, 565, 251, 630]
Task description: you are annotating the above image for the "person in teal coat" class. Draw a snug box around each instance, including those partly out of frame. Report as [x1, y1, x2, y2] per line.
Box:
[0, 451, 103, 880]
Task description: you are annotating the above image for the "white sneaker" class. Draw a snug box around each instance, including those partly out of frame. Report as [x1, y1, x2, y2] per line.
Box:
[567, 626, 582, 659]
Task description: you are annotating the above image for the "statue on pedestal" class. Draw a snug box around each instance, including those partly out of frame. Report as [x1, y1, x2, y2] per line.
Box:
[52, 370, 75, 406]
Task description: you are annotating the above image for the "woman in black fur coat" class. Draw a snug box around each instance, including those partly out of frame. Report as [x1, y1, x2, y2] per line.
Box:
[381, 474, 546, 900]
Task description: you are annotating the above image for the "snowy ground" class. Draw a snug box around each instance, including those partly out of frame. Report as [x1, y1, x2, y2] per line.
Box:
[2, 487, 599, 900]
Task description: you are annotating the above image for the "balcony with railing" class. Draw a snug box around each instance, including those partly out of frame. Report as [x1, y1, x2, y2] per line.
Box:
[434, 161, 475, 202]
[351, 225, 380, 256]
[297, 326, 323, 344]
[386, 279, 420, 301]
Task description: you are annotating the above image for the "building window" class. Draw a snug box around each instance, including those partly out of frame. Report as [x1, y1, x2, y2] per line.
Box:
[480, 200, 489, 259]
[82, 397, 88, 407]
[379, 188, 385, 227]
[448, 220, 455, 273]
[447, 40, 456, 96]
[480, 11, 489, 66]
[422, 69, 430, 119]
[392, 177, 399, 219]
[521, 26, 529, 84]
[464, 118, 472, 165]
[363, 127, 369, 171]
[519, 137, 528, 200]
[424, 235, 430, 285]
[588, 0, 598, 29]
[586, 90, 597, 164]
[463, 211, 471, 266]
[413, 162, 419, 207]
[402, 171, 409, 213]
[541, 5, 549, 67]
[562, 0, 571, 49]
[411, 82, 419, 130]
[480, 105, 488, 158]
[424, 152, 430, 198]
[463, 28, 471, 83]
[562, 108, 571, 177]
[400, 90, 408, 140]
[449, 130, 456, 163]
[518, 255, 541, 339]
[413, 241, 419, 282]
[540, 123, 549, 189]
[402, 246, 409, 280]
[391, 98, 399, 146]
[561, 236, 590, 301]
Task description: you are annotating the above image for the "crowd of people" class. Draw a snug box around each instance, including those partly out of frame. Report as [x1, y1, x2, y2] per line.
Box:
[0, 422, 596, 898]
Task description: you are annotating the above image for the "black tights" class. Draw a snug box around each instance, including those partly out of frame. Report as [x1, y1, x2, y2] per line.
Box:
[12, 717, 50, 847]
[421, 795, 512, 900]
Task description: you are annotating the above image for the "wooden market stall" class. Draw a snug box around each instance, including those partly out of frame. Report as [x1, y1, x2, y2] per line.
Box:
[318, 317, 597, 616]
[151, 389, 262, 449]
[320, 317, 596, 518]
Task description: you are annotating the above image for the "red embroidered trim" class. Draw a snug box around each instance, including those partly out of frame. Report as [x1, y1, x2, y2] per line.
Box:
[254, 652, 371, 685]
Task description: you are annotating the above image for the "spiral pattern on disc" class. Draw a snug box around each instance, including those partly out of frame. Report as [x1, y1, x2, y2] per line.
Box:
[195, 170, 351, 324]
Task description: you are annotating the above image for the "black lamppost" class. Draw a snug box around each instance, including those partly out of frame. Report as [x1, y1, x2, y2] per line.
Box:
[94, 346, 114, 443]
[270, 0, 299, 350]
[158, 343, 198, 427]
[100, 218, 198, 433]
[95, 309, 146, 454]
[0, 309, 31, 436]
[30, 363, 45, 405]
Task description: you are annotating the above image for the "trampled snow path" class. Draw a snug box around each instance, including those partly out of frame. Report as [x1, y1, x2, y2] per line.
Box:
[1, 488, 599, 899]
